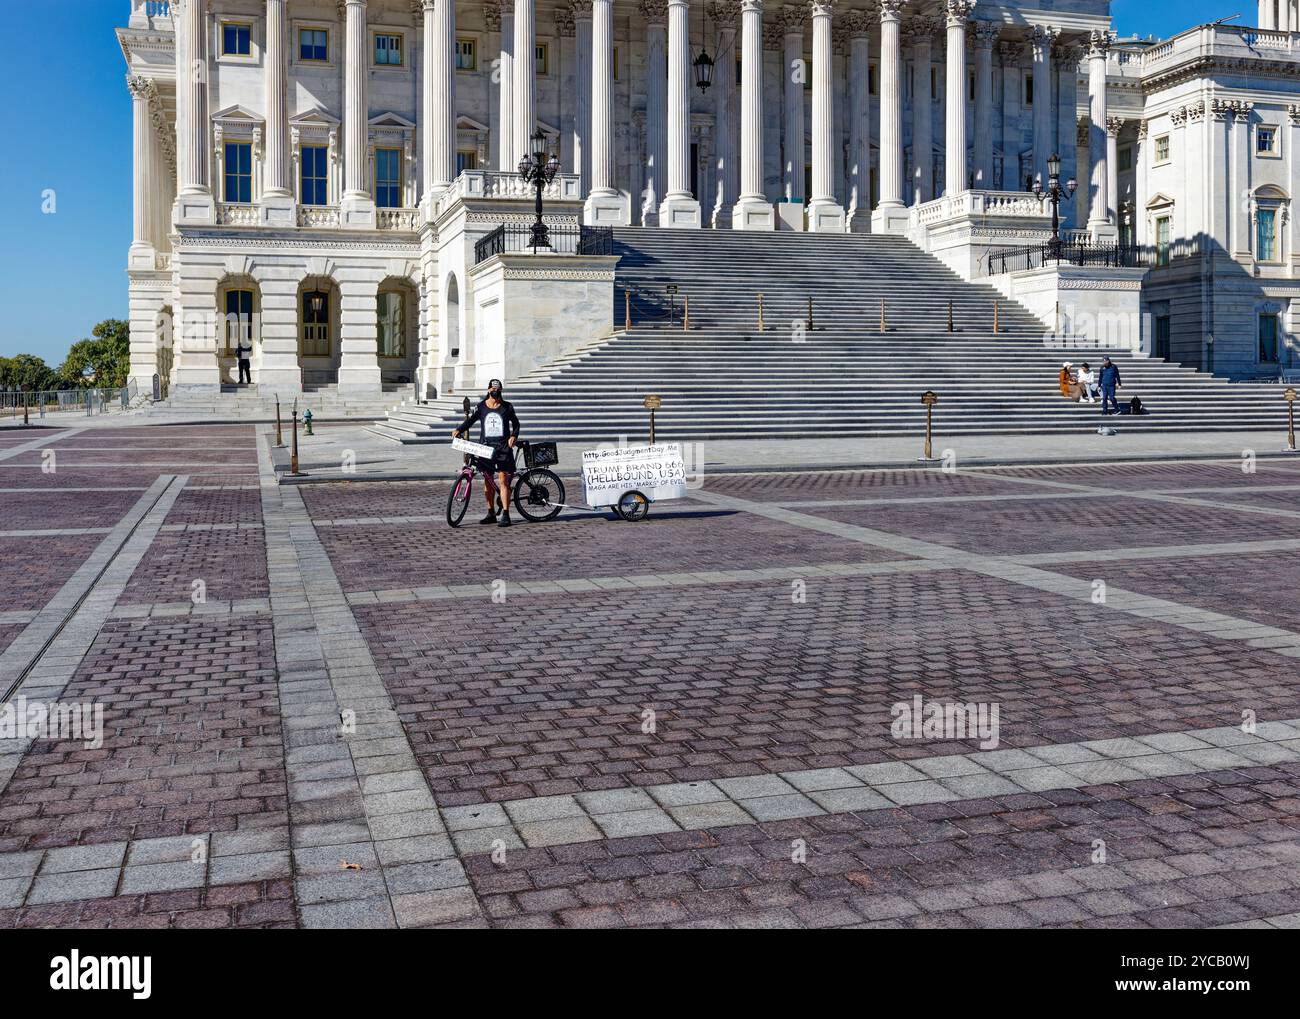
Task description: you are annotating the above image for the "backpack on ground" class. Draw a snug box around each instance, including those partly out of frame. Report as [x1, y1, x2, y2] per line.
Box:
[1129, 396, 1144, 415]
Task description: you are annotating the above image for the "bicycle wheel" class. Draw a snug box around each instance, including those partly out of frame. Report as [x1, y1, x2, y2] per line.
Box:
[513, 468, 565, 522]
[616, 490, 650, 522]
[446, 471, 473, 527]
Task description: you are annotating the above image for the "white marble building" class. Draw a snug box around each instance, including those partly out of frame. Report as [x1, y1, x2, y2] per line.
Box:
[119, 0, 1300, 395]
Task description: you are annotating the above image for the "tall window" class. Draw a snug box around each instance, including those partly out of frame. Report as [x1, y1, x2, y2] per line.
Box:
[224, 290, 253, 355]
[377, 291, 406, 358]
[455, 38, 476, 70]
[302, 291, 330, 357]
[375, 148, 402, 208]
[456, 150, 478, 174]
[536, 43, 549, 76]
[301, 145, 328, 206]
[224, 142, 253, 203]
[1154, 134, 1170, 163]
[1260, 313, 1280, 363]
[1024, 73, 1033, 106]
[222, 23, 251, 56]
[374, 33, 402, 66]
[1155, 215, 1172, 266]
[299, 28, 328, 61]
[1257, 126, 1278, 155]
[1257, 207, 1278, 261]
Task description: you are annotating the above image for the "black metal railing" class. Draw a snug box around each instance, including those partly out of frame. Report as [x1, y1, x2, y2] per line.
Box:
[990, 236, 1209, 275]
[473, 224, 615, 264]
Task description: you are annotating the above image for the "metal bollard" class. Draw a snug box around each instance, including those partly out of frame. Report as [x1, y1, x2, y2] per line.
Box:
[624, 290, 631, 331]
[880, 297, 886, 333]
[291, 410, 300, 475]
[994, 301, 1000, 335]
[807, 296, 814, 331]
[1286, 387, 1297, 452]
[757, 293, 765, 332]
[683, 295, 690, 332]
[275, 398, 284, 448]
[947, 299, 954, 334]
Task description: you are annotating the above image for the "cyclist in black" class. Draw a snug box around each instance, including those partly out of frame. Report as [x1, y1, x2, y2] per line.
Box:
[451, 379, 520, 527]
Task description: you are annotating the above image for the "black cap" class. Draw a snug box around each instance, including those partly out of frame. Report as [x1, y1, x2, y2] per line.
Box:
[488, 378, 503, 391]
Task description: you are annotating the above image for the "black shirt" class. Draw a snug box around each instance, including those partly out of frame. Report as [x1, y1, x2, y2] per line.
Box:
[457, 399, 520, 447]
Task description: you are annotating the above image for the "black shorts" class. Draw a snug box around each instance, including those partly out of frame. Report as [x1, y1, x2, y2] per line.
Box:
[475, 444, 515, 475]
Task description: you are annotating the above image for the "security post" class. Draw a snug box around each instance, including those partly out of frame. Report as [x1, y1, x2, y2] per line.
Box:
[644, 394, 662, 445]
[275, 397, 284, 447]
[921, 390, 939, 461]
[1286, 387, 1297, 452]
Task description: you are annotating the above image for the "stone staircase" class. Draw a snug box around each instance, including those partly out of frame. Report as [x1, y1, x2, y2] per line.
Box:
[369, 228, 1287, 443]
[141, 382, 408, 421]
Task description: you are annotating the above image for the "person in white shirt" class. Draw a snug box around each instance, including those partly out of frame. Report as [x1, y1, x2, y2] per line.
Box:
[1077, 362, 1100, 404]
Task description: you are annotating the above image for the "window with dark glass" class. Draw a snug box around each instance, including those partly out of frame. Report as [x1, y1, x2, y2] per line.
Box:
[222, 23, 251, 56]
[301, 145, 328, 206]
[456, 38, 476, 70]
[1260, 314, 1280, 363]
[302, 291, 330, 356]
[375, 149, 402, 208]
[374, 33, 402, 66]
[300, 28, 328, 61]
[377, 291, 405, 358]
[224, 290, 253, 354]
[224, 142, 253, 203]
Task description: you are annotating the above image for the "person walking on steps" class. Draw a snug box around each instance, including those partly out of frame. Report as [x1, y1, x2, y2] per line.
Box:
[1099, 356, 1122, 415]
[451, 379, 520, 527]
[236, 337, 253, 385]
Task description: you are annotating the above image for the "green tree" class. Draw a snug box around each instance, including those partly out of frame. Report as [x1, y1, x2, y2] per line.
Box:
[0, 353, 58, 392]
[57, 319, 130, 388]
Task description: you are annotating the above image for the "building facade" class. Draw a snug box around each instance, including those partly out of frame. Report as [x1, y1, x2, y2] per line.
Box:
[119, 0, 1299, 396]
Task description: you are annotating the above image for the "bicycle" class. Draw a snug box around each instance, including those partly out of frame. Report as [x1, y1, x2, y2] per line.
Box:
[445, 440, 565, 527]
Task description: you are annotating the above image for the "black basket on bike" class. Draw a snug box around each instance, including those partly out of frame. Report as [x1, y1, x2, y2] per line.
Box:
[524, 441, 558, 468]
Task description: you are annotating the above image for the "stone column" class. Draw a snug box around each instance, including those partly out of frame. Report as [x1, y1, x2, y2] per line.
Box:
[262, 0, 293, 225]
[1106, 115, 1123, 226]
[573, 1, 593, 195]
[846, 9, 871, 230]
[998, 39, 1023, 190]
[1086, 28, 1113, 237]
[1133, 118, 1148, 246]
[127, 77, 156, 267]
[584, 0, 628, 223]
[660, 0, 701, 225]
[1029, 25, 1055, 189]
[735, 0, 774, 228]
[971, 21, 996, 189]
[342, 0, 376, 226]
[781, 5, 806, 206]
[425, 0, 456, 198]
[174, 0, 214, 222]
[873, 0, 907, 232]
[498, 4, 515, 169]
[1232, 102, 1254, 257]
[943, 1, 973, 198]
[906, 18, 934, 205]
[709, 1, 740, 227]
[806, 1, 843, 230]
[1055, 40, 1080, 219]
[642, 1, 668, 224]
[513, 0, 537, 167]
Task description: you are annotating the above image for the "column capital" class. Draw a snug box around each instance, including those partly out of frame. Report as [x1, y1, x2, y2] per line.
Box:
[740, 0, 764, 12]
[1053, 39, 1083, 66]
[1288, 103, 1300, 125]
[706, 1, 741, 26]
[903, 16, 937, 46]
[781, 4, 806, 33]
[571, 0, 594, 21]
[1087, 28, 1112, 59]
[126, 74, 151, 100]
[1029, 24, 1058, 56]
[556, 5, 576, 34]
[808, 0, 834, 19]
[999, 39, 1024, 64]
[878, 0, 905, 23]
[844, 8, 870, 38]
[1106, 115, 1126, 136]
[484, 1, 502, 30]
[970, 21, 999, 49]
[943, 0, 975, 28]
[639, 0, 668, 26]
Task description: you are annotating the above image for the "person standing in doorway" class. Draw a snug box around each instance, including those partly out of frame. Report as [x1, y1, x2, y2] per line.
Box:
[451, 379, 520, 527]
[1098, 356, 1122, 415]
[236, 336, 253, 385]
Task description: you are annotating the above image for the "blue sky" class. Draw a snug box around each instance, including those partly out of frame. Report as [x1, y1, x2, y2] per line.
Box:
[0, 0, 1248, 364]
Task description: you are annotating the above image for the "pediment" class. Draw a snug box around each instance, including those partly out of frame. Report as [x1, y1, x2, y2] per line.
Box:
[212, 104, 264, 124]
[369, 111, 416, 129]
[1146, 191, 1176, 209]
[457, 115, 489, 133]
[291, 107, 340, 127]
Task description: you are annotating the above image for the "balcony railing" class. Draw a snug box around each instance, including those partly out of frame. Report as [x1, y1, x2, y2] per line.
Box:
[376, 208, 420, 231]
[474, 224, 614, 265]
[216, 203, 259, 227]
[989, 237, 1209, 274]
[298, 205, 340, 228]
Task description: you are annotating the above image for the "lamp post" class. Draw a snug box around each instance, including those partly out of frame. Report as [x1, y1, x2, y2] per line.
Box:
[1032, 153, 1077, 259]
[693, 4, 714, 95]
[518, 128, 561, 252]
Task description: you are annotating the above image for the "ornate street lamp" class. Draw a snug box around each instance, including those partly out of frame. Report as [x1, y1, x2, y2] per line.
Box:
[518, 128, 560, 251]
[694, 2, 713, 94]
[1033, 153, 1077, 258]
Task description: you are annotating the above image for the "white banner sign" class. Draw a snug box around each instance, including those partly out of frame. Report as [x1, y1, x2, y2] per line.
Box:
[452, 436, 496, 459]
[581, 443, 687, 507]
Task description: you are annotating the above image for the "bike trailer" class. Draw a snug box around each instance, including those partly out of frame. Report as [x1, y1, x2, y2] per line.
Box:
[580, 443, 688, 521]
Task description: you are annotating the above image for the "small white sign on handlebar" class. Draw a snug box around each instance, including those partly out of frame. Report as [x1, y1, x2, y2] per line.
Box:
[452, 437, 496, 459]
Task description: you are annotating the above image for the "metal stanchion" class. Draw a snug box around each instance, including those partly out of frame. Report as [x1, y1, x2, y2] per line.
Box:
[994, 301, 1000, 335]
[275, 397, 284, 447]
[920, 390, 939, 461]
[880, 297, 886, 334]
[947, 299, 954, 334]
[807, 296, 814, 331]
[290, 408, 300, 475]
[683, 295, 690, 332]
[624, 290, 631, 331]
[1286, 387, 1297, 452]
[757, 293, 765, 332]
[645, 394, 661, 445]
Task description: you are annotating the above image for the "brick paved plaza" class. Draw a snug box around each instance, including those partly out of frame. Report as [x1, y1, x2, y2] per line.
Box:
[1, 423, 1299, 929]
